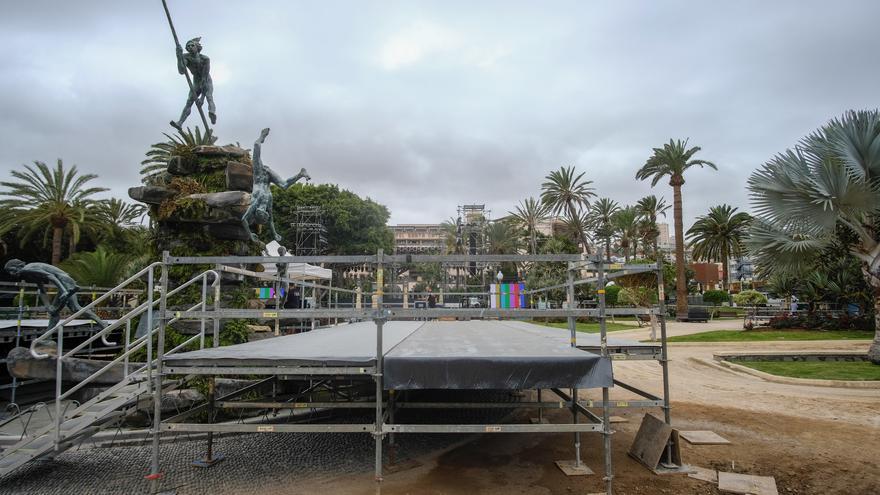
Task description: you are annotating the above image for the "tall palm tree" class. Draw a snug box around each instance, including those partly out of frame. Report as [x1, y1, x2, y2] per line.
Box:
[509, 197, 549, 255]
[0, 160, 108, 265]
[686, 204, 751, 291]
[59, 245, 139, 287]
[540, 166, 595, 253]
[636, 195, 669, 259]
[747, 109, 880, 363]
[591, 197, 620, 261]
[636, 139, 717, 319]
[612, 206, 639, 262]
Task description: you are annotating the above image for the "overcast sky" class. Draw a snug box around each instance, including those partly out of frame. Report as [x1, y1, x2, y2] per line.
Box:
[1, 1, 878, 228]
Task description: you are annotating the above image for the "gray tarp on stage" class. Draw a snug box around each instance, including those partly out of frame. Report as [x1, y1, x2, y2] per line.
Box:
[384, 320, 612, 390]
[163, 321, 424, 367]
[164, 320, 613, 390]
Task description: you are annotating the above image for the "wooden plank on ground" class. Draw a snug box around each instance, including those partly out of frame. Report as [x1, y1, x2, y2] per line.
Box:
[679, 430, 731, 445]
[718, 472, 778, 495]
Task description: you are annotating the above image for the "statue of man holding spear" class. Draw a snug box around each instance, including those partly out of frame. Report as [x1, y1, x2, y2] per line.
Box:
[171, 37, 216, 130]
[162, 0, 215, 133]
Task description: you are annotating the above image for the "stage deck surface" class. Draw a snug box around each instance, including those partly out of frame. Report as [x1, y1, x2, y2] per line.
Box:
[165, 320, 615, 390]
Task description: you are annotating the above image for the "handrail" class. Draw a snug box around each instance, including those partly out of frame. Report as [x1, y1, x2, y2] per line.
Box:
[56, 270, 219, 361]
[49, 268, 219, 445]
[30, 262, 163, 358]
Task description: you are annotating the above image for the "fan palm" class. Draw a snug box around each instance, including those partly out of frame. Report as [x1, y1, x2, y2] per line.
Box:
[97, 198, 147, 227]
[591, 197, 620, 261]
[540, 166, 595, 253]
[509, 197, 549, 254]
[0, 160, 108, 265]
[746, 109, 880, 362]
[636, 139, 717, 319]
[686, 204, 751, 291]
[636, 195, 669, 259]
[140, 126, 217, 184]
[612, 206, 639, 262]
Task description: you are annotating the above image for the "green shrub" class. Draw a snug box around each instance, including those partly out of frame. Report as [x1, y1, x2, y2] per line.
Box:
[702, 290, 728, 306]
[734, 289, 767, 307]
[603, 285, 621, 306]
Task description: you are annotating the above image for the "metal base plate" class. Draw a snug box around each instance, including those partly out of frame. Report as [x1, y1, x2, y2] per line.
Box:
[555, 460, 594, 476]
[192, 453, 225, 468]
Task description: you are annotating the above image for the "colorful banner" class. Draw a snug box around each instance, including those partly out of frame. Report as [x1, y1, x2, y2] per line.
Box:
[255, 287, 286, 299]
[489, 283, 525, 309]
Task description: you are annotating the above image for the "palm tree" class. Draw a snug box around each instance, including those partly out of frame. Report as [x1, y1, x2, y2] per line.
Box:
[746, 110, 880, 363]
[540, 166, 595, 253]
[636, 139, 717, 319]
[97, 198, 147, 227]
[59, 246, 139, 287]
[612, 206, 639, 262]
[686, 204, 751, 291]
[141, 126, 217, 184]
[636, 195, 669, 259]
[509, 197, 549, 255]
[0, 160, 108, 265]
[591, 197, 620, 261]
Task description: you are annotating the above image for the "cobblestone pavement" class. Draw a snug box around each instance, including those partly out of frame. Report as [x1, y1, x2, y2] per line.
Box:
[0, 392, 516, 494]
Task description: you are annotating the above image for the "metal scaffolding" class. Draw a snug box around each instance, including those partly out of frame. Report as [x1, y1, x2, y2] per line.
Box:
[291, 206, 326, 256]
[1, 251, 675, 495]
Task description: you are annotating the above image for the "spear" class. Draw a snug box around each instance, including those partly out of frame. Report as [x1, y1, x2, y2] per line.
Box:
[161, 0, 212, 134]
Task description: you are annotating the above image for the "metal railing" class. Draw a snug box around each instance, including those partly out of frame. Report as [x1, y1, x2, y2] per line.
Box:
[18, 261, 219, 450]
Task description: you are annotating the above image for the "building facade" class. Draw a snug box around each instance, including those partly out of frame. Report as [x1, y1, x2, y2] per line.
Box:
[390, 224, 446, 254]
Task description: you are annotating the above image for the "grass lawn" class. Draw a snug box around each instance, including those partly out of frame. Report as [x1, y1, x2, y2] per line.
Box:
[536, 321, 634, 333]
[664, 329, 874, 343]
[736, 361, 880, 381]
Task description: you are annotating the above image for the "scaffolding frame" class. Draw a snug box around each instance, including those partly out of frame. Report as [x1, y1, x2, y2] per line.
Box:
[142, 251, 673, 494]
[290, 206, 326, 256]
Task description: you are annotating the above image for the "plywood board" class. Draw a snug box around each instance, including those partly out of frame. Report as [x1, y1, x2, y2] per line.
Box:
[688, 466, 718, 483]
[718, 472, 778, 495]
[555, 460, 594, 476]
[628, 414, 672, 471]
[679, 430, 731, 445]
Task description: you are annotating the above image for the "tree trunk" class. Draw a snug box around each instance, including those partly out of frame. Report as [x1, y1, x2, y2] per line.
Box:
[671, 180, 688, 319]
[566, 201, 591, 254]
[530, 229, 537, 255]
[869, 286, 880, 364]
[68, 233, 77, 259]
[605, 239, 611, 261]
[51, 226, 63, 265]
[721, 246, 729, 292]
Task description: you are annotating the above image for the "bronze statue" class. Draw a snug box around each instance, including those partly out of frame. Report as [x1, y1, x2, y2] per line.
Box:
[4, 259, 108, 331]
[241, 128, 310, 243]
[170, 37, 216, 130]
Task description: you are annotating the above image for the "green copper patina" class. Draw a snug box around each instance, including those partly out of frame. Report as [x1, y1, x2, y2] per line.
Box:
[241, 128, 311, 243]
[4, 259, 108, 331]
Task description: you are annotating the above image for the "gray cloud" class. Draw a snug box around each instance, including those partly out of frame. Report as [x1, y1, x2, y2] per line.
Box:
[1, 0, 878, 229]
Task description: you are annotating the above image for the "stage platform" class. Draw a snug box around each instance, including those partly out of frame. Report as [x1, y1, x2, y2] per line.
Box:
[164, 320, 615, 390]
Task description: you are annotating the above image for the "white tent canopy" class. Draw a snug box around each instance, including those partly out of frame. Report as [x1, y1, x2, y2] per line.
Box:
[262, 241, 332, 281]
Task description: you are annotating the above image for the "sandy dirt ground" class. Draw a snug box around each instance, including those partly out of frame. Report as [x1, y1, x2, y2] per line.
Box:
[246, 320, 880, 495]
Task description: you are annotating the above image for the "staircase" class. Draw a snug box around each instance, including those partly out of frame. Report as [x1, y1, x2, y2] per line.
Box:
[0, 263, 219, 478]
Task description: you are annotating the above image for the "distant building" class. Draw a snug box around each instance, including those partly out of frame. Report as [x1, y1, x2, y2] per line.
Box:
[390, 224, 446, 254]
[690, 262, 723, 291]
[657, 223, 672, 248]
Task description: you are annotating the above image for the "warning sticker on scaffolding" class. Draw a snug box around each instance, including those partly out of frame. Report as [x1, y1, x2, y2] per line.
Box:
[609, 263, 623, 269]
[263, 312, 278, 318]
[257, 425, 274, 432]
[616, 401, 629, 407]
[484, 426, 502, 432]
[612, 354, 627, 360]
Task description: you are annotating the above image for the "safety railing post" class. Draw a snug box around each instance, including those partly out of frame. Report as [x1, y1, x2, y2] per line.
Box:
[374, 249, 385, 485]
[656, 255, 673, 465]
[213, 264, 221, 348]
[149, 252, 169, 485]
[566, 264, 581, 467]
[124, 319, 131, 377]
[200, 273, 208, 349]
[598, 258, 613, 494]
[53, 314, 63, 450]
[146, 266, 154, 394]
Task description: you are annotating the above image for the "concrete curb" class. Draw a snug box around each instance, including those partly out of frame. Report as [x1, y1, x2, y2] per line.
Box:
[697, 357, 880, 389]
